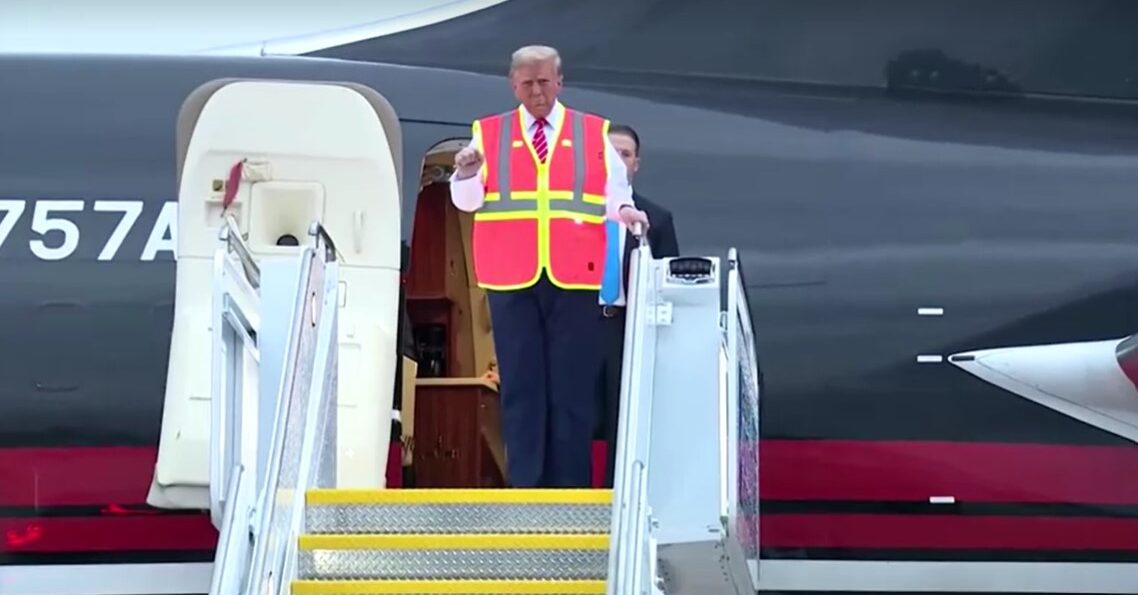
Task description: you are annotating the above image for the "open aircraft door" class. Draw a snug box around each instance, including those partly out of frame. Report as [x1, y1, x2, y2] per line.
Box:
[147, 79, 403, 509]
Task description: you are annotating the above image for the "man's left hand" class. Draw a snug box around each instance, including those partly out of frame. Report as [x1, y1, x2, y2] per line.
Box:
[619, 205, 650, 233]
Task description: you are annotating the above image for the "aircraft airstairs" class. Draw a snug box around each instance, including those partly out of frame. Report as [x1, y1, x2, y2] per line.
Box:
[206, 215, 761, 595]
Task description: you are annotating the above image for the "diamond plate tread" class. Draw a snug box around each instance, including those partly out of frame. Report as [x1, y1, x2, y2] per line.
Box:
[305, 490, 611, 535]
[290, 579, 606, 594]
[297, 535, 609, 581]
[299, 534, 609, 550]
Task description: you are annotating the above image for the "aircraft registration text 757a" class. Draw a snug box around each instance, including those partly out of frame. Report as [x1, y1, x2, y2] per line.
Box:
[0, 198, 177, 262]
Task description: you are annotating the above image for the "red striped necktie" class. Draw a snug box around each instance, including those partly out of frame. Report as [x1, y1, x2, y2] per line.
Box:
[533, 118, 549, 163]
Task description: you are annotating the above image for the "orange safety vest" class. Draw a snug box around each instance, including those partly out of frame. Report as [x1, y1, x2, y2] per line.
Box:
[470, 105, 610, 291]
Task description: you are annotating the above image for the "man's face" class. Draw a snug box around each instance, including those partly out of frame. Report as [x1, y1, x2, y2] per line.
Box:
[609, 132, 640, 183]
[511, 60, 562, 119]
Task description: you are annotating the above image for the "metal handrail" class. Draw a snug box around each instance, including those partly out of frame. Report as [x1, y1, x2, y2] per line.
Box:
[208, 464, 250, 595]
[607, 222, 658, 595]
[240, 221, 339, 595]
[308, 222, 340, 263]
[209, 216, 341, 595]
[726, 248, 761, 573]
[240, 249, 315, 595]
[220, 215, 262, 289]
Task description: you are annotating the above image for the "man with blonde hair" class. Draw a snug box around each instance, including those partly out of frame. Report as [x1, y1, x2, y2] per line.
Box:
[450, 44, 650, 488]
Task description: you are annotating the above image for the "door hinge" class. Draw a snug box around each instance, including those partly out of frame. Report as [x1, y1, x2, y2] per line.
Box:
[648, 301, 673, 326]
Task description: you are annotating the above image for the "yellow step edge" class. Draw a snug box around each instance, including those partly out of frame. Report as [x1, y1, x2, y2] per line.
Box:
[291, 579, 607, 594]
[298, 533, 609, 550]
[305, 489, 612, 505]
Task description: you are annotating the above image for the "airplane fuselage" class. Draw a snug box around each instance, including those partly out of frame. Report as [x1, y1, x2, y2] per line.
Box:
[3, 52, 1138, 594]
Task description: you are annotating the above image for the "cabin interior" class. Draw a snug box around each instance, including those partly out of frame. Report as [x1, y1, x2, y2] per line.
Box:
[388, 139, 610, 490]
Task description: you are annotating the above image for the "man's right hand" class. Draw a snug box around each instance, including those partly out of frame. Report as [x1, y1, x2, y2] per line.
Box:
[454, 146, 484, 179]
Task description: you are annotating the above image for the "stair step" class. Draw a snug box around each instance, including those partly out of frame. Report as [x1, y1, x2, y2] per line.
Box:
[290, 578, 607, 594]
[305, 489, 612, 535]
[297, 534, 610, 581]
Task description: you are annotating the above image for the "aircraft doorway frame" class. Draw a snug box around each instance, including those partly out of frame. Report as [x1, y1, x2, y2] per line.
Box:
[149, 77, 405, 510]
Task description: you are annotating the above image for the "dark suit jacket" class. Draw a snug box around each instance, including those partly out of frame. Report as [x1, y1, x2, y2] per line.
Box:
[621, 192, 680, 287]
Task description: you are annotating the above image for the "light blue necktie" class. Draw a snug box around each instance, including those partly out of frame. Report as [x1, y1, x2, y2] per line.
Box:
[599, 220, 622, 305]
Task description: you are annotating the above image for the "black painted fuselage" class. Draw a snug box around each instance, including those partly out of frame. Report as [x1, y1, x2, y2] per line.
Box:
[2, 49, 1138, 578]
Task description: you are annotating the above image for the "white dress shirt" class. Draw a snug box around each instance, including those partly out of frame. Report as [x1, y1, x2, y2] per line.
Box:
[449, 100, 633, 220]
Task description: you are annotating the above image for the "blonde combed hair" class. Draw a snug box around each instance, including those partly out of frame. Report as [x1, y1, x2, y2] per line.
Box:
[510, 45, 562, 75]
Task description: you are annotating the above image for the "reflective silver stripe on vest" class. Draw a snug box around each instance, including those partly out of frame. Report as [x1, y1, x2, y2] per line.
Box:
[478, 111, 524, 213]
[572, 110, 587, 207]
[479, 110, 605, 217]
[569, 110, 606, 217]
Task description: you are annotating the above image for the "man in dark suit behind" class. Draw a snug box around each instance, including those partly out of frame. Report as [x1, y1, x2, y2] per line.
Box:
[597, 123, 680, 487]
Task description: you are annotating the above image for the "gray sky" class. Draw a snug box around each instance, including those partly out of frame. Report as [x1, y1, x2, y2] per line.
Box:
[0, 0, 505, 55]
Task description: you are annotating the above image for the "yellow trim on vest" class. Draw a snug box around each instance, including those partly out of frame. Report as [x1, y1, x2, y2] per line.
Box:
[477, 272, 544, 292]
[547, 210, 605, 224]
[488, 191, 548, 201]
[583, 193, 604, 205]
[601, 118, 611, 173]
[478, 274, 600, 292]
[471, 119, 488, 184]
[473, 211, 541, 222]
[551, 280, 602, 290]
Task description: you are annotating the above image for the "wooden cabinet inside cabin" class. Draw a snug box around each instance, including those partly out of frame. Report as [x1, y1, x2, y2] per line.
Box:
[403, 181, 504, 488]
[413, 378, 506, 488]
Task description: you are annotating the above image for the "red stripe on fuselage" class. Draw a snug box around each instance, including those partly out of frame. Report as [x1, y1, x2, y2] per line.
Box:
[761, 439, 1138, 504]
[7, 441, 1138, 508]
[0, 446, 160, 507]
[8, 441, 1138, 556]
[761, 514, 1138, 550]
[2, 515, 216, 553]
[0, 446, 218, 555]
